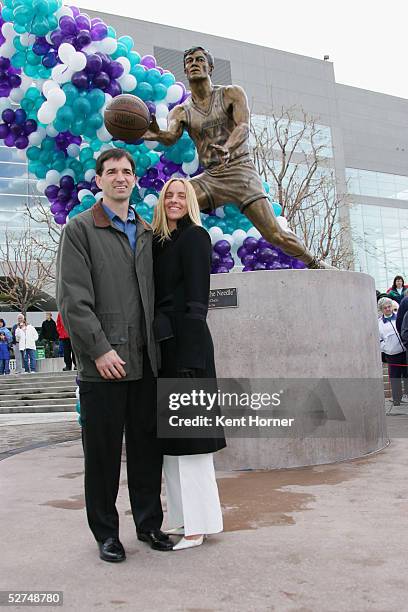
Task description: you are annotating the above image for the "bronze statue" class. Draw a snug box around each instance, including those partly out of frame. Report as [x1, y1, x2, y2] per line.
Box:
[144, 46, 332, 269]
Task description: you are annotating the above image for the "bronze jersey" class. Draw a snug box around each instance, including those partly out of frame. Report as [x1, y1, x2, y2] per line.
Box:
[181, 86, 249, 169]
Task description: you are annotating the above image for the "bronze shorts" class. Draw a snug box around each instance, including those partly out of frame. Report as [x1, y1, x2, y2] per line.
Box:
[189, 155, 267, 212]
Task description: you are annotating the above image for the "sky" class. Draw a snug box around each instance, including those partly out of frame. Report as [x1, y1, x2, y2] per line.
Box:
[70, 0, 408, 99]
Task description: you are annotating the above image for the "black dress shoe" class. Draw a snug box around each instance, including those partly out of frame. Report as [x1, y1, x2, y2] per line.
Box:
[137, 529, 173, 551]
[98, 537, 126, 562]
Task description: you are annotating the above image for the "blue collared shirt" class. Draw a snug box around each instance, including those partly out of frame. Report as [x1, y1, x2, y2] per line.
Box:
[102, 203, 137, 252]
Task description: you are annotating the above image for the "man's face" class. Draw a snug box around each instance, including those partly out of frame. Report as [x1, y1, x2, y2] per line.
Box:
[383, 303, 393, 317]
[95, 157, 136, 203]
[46, 313, 51, 320]
[184, 50, 212, 82]
[17, 315, 24, 324]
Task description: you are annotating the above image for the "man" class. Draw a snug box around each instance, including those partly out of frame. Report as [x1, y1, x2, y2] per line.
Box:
[40, 312, 58, 358]
[56, 148, 172, 562]
[56, 312, 76, 371]
[11, 313, 24, 374]
[144, 46, 331, 269]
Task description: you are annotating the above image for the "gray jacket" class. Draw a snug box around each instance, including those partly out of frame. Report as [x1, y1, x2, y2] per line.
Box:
[56, 201, 158, 382]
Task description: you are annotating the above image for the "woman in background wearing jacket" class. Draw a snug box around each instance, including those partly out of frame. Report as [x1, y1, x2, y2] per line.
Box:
[379, 297, 407, 406]
[152, 178, 226, 551]
[387, 275, 406, 305]
[15, 316, 38, 373]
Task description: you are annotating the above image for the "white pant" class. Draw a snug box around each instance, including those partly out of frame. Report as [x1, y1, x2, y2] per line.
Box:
[164, 453, 223, 536]
[13, 345, 23, 373]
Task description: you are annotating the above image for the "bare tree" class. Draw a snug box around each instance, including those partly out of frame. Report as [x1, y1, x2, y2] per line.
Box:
[0, 223, 55, 314]
[250, 106, 353, 267]
[24, 199, 61, 280]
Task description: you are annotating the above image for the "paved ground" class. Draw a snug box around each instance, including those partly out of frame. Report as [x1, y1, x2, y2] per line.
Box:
[1, 401, 408, 611]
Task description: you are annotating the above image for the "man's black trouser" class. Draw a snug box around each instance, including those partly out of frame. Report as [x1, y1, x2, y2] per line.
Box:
[62, 338, 76, 369]
[386, 351, 407, 402]
[79, 352, 163, 542]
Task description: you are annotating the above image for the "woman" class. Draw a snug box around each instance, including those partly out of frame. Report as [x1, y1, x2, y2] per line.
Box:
[15, 316, 38, 373]
[378, 297, 407, 406]
[0, 319, 12, 344]
[387, 276, 406, 304]
[152, 178, 226, 551]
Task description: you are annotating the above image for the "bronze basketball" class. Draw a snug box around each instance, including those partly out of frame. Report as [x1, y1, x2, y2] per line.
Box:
[104, 94, 151, 142]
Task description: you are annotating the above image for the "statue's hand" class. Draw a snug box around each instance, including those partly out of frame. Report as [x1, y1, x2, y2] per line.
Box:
[209, 143, 230, 166]
[143, 114, 161, 140]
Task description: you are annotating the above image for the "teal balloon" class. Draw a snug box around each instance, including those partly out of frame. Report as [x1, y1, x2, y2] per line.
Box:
[182, 148, 196, 163]
[31, 15, 51, 36]
[88, 113, 103, 130]
[10, 51, 26, 69]
[118, 35, 134, 52]
[112, 42, 128, 60]
[87, 88, 105, 110]
[146, 68, 161, 86]
[1, 7, 13, 21]
[71, 118, 85, 136]
[135, 82, 153, 101]
[153, 83, 167, 100]
[79, 147, 94, 162]
[107, 26, 116, 38]
[73, 97, 91, 116]
[62, 83, 79, 105]
[52, 158, 66, 172]
[271, 201, 282, 216]
[83, 158, 96, 171]
[81, 195, 96, 208]
[131, 64, 146, 82]
[26, 146, 41, 161]
[128, 51, 141, 66]
[262, 181, 270, 194]
[224, 204, 239, 218]
[161, 73, 176, 87]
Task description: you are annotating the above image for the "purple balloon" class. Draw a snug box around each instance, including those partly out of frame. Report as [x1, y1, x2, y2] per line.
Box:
[42, 51, 58, 69]
[50, 29, 64, 48]
[242, 253, 256, 267]
[237, 245, 248, 260]
[77, 181, 91, 191]
[0, 84, 10, 97]
[258, 247, 277, 263]
[0, 57, 10, 70]
[108, 61, 124, 79]
[243, 237, 258, 253]
[76, 29, 92, 48]
[75, 14, 91, 30]
[32, 37, 51, 56]
[242, 265, 254, 272]
[292, 259, 307, 269]
[91, 22, 108, 41]
[54, 212, 67, 225]
[50, 202, 64, 214]
[216, 266, 229, 274]
[9, 123, 23, 136]
[105, 80, 122, 97]
[141, 55, 156, 69]
[59, 16, 77, 35]
[268, 261, 282, 270]
[57, 188, 71, 204]
[14, 135, 28, 149]
[85, 53, 102, 74]
[92, 71, 110, 89]
[213, 240, 231, 256]
[211, 251, 221, 265]
[23, 119, 37, 136]
[9, 73, 21, 88]
[0, 123, 9, 138]
[14, 108, 27, 125]
[91, 18, 102, 25]
[71, 70, 89, 90]
[222, 256, 235, 270]
[70, 6, 80, 16]
[257, 237, 272, 250]
[153, 178, 164, 191]
[45, 184, 59, 199]
[254, 262, 266, 270]
[60, 175, 75, 190]
[4, 133, 14, 146]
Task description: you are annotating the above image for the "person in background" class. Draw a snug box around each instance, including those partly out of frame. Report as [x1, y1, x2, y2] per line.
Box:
[15, 316, 38, 373]
[56, 312, 76, 371]
[0, 331, 10, 374]
[11, 314, 25, 374]
[40, 312, 58, 358]
[379, 297, 407, 406]
[0, 319, 12, 344]
[387, 275, 407, 305]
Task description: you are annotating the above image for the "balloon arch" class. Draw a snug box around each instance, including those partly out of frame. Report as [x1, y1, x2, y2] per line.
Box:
[0, 0, 305, 272]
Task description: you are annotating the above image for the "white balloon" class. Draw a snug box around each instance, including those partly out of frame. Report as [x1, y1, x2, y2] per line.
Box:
[19, 33, 35, 47]
[55, 5, 73, 19]
[223, 234, 234, 246]
[155, 103, 169, 119]
[232, 229, 247, 245]
[144, 140, 158, 150]
[277, 216, 292, 232]
[215, 208, 225, 218]
[58, 43, 75, 65]
[157, 117, 167, 130]
[2, 22, 16, 38]
[0, 97, 10, 112]
[42, 80, 59, 97]
[84, 169, 96, 182]
[28, 126, 46, 145]
[46, 124, 58, 137]
[94, 191, 103, 201]
[37, 102, 56, 124]
[78, 189, 94, 202]
[119, 74, 136, 92]
[0, 42, 15, 58]
[69, 52, 87, 72]
[165, 84, 183, 104]
[52, 64, 72, 84]
[45, 33, 53, 44]
[144, 194, 158, 208]
[36, 179, 47, 194]
[247, 227, 261, 239]
[67, 143, 80, 157]
[99, 37, 117, 55]
[182, 158, 199, 175]
[209, 226, 223, 245]
[117, 57, 131, 74]
[96, 125, 113, 142]
[48, 88, 66, 108]
[9, 87, 24, 103]
[60, 168, 75, 179]
[45, 170, 60, 186]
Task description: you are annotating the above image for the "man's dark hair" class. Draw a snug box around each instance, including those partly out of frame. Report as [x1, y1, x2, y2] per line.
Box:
[183, 46, 214, 70]
[95, 148, 136, 176]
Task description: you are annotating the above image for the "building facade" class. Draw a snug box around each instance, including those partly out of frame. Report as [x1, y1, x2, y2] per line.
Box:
[2, 9, 407, 290]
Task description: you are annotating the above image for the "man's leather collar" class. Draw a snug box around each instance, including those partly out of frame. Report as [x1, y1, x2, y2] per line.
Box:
[91, 200, 152, 231]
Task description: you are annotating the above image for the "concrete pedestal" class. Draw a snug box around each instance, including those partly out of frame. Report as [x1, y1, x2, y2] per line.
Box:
[208, 270, 388, 470]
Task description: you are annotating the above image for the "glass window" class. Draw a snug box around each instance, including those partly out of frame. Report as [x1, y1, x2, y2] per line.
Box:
[346, 168, 408, 201]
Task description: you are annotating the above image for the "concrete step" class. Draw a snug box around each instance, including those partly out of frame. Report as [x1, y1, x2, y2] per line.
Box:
[0, 376, 76, 388]
[0, 396, 77, 408]
[0, 372, 76, 382]
[0, 403, 77, 414]
[0, 411, 79, 425]
[0, 385, 76, 396]
[0, 391, 76, 403]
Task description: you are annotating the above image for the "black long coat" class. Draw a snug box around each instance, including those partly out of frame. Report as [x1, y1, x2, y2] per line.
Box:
[153, 217, 226, 456]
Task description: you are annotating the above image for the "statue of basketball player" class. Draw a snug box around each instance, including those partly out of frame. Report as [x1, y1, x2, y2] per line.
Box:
[144, 46, 331, 268]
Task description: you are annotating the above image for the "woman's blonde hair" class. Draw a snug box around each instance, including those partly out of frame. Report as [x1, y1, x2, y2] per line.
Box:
[152, 178, 202, 241]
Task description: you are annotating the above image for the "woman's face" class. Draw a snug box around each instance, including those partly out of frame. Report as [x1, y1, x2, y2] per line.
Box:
[382, 303, 393, 316]
[396, 278, 404, 288]
[164, 181, 188, 227]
